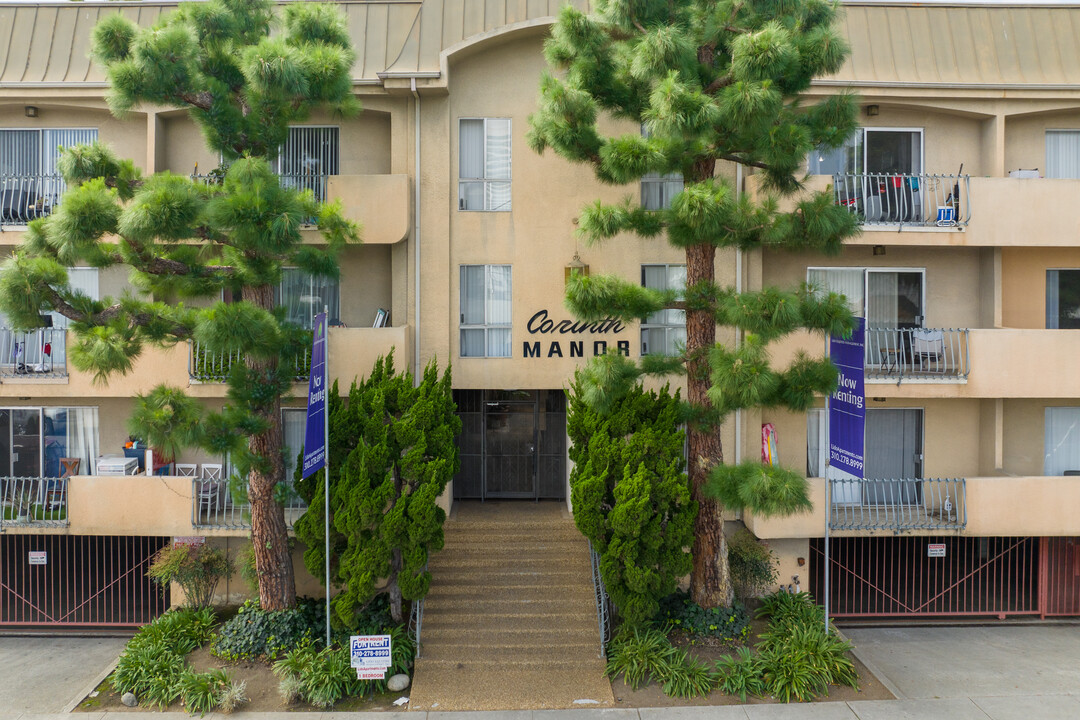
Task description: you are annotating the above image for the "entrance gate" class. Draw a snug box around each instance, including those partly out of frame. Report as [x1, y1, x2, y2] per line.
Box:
[453, 390, 566, 500]
[1, 535, 170, 627]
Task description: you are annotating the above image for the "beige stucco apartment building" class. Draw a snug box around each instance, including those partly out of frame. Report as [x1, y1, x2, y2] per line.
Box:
[1, 0, 1080, 625]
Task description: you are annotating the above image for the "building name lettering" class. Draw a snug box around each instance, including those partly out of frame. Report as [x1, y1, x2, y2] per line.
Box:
[523, 310, 629, 359]
[525, 310, 625, 336]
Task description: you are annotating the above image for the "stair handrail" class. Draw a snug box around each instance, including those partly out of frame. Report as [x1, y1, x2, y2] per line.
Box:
[409, 560, 428, 659]
[588, 540, 612, 658]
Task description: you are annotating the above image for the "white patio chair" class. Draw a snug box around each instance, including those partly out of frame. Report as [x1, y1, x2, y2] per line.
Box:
[175, 463, 198, 477]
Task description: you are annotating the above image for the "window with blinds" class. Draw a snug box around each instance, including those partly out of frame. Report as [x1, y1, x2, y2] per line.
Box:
[641, 264, 686, 356]
[273, 126, 339, 203]
[640, 124, 684, 210]
[460, 265, 512, 357]
[1046, 130, 1080, 179]
[1, 129, 98, 224]
[276, 268, 341, 330]
[459, 118, 512, 212]
[1045, 407, 1080, 475]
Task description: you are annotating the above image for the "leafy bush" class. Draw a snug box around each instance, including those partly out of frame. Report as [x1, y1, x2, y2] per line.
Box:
[147, 544, 233, 609]
[658, 590, 751, 643]
[605, 626, 717, 698]
[716, 647, 765, 702]
[111, 608, 217, 708]
[210, 597, 326, 661]
[178, 668, 230, 716]
[755, 590, 825, 629]
[728, 529, 778, 601]
[274, 641, 366, 708]
[130, 607, 217, 655]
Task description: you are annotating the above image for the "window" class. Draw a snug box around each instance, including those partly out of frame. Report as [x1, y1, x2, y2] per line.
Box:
[1046, 130, 1080, 179]
[1046, 270, 1080, 328]
[809, 128, 923, 176]
[808, 267, 924, 328]
[1, 128, 98, 223]
[640, 125, 684, 210]
[0, 406, 99, 477]
[277, 269, 340, 330]
[459, 118, 511, 211]
[460, 265, 511, 357]
[282, 408, 306, 485]
[1045, 407, 1080, 475]
[641, 264, 686, 356]
[273, 126, 339, 203]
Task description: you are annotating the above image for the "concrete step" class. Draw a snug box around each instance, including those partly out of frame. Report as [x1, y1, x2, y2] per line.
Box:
[423, 595, 590, 615]
[420, 640, 600, 663]
[429, 552, 591, 570]
[424, 584, 594, 602]
[422, 610, 597, 633]
[420, 624, 601, 645]
[425, 570, 593, 588]
[440, 537, 587, 552]
[408, 661, 613, 711]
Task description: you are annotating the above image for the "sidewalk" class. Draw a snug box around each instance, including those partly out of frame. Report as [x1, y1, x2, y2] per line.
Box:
[4, 625, 1079, 720]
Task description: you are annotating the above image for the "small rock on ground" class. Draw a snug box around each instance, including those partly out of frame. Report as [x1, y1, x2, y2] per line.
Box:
[388, 674, 411, 692]
[121, 692, 138, 708]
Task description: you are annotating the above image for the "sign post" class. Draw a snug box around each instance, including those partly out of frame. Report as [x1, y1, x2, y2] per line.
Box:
[826, 317, 866, 630]
[302, 310, 330, 647]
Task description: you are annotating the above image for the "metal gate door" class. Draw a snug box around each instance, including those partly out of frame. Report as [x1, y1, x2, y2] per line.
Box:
[811, 536, 1039, 618]
[1, 535, 170, 627]
[1041, 537, 1080, 616]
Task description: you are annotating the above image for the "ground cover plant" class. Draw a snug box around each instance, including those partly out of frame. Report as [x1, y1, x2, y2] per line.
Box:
[148, 544, 234, 610]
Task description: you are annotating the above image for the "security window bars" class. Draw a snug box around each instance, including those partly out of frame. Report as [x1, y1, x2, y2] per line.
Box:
[459, 118, 512, 211]
[460, 265, 512, 357]
[1046, 269, 1080, 329]
[1, 128, 97, 225]
[641, 264, 686, 356]
[273, 126, 339, 203]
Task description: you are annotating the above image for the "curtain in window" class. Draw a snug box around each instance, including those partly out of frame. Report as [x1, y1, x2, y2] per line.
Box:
[806, 408, 826, 477]
[44, 407, 98, 476]
[278, 269, 339, 330]
[276, 127, 338, 202]
[866, 271, 899, 329]
[485, 118, 512, 211]
[486, 265, 512, 357]
[282, 409, 306, 486]
[808, 268, 865, 316]
[459, 120, 485, 210]
[641, 174, 684, 210]
[460, 265, 511, 357]
[1045, 407, 1080, 475]
[1046, 131, 1080, 179]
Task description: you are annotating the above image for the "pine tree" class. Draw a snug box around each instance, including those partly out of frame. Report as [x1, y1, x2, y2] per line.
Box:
[0, 0, 360, 610]
[529, 0, 860, 607]
[568, 377, 695, 625]
[294, 352, 460, 625]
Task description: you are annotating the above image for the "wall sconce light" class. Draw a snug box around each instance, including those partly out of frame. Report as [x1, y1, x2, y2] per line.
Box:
[565, 251, 589, 285]
[873, 245, 886, 256]
[24, 106, 38, 118]
[865, 104, 879, 117]
[872, 397, 887, 402]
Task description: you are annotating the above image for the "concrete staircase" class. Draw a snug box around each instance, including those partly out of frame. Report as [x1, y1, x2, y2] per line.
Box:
[407, 501, 614, 711]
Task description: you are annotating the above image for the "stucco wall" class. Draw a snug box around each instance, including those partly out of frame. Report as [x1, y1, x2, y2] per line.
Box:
[1002, 247, 1080, 328]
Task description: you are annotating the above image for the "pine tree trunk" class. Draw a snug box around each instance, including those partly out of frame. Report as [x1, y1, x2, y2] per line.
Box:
[685, 235, 734, 609]
[244, 284, 297, 611]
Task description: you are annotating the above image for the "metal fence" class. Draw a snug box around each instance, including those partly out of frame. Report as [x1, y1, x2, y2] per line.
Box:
[0, 173, 68, 226]
[865, 327, 969, 381]
[189, 341, 311, 382]
[0, 476, 68, 529]
[190, 172, 331, 204]
[0, 327, 67, 378]
[408, 561, 428, 658]
[190, 478, 308, 530]
[829, 477, 966, 531]
[832, 173, 971, 227]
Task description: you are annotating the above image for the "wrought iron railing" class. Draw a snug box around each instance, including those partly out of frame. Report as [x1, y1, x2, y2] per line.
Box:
[0, 327, 67, 378]
[588, 540, 613, 658]
[832, 173, 971, 228]
[0, 476, 69, 528]
[190, 172, 331, 204]
[0, 174, 68, 226]
[408, 560, 429, 659]
[865, 327, 969, 381]
[829, 477, 966, 531]
[189, 341, 310, 382]
[190, 478, 308, 530]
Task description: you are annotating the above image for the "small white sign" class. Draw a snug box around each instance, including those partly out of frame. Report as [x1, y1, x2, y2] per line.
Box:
[356, 668, 387, 680]
[927, 543, 946, 558]
[350, 634, 392, 669]
[28, 551, 47, 565]
[173, 536, 206, 547]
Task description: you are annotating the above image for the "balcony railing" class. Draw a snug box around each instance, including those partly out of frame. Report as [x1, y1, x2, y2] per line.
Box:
[0, 327, 67, 378]
[0, 476, 68, 528]
[0, 174, 69, 227]
[191, 478, 307, 530]
[190, 173, 330, 204]
[833, 173, 971, 228]
[829, 477, 966, 531]
[865, 327, 969, 381]
[189, 341, 310, 382]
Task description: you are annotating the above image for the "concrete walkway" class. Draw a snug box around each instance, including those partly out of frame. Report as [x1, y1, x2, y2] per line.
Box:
[4, 624, 1080, 719]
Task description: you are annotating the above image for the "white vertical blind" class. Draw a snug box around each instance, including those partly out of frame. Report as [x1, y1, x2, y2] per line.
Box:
[1045, 407, 1080, 475]
[641, 264, 686, 355]
[808, 268, 865, 316]
[460, 265, 512, 357]
[459, 119, 511, 211]
[277, 268, 340, 329]
[282, 408, 306, 485]
[806, 408, 827, 477]
[866, 271, 899, 328]
[1046, 130, 1080, 179]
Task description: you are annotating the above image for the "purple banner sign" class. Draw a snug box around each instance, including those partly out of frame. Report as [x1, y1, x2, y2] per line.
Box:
[302, 312, 327, 479]
[828, 317, 865, 478]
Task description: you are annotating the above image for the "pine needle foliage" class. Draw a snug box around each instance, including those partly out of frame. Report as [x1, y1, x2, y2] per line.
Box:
[530, 0, 861, 608]
[0, 0, 362, 611]
[293, 352, 461, 625]
[568, 375, 696, 625]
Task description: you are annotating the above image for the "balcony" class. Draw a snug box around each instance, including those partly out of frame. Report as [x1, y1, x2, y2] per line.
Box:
[189, 341, 311, 383]
[828, 477, 966, 532]
[0, 327, 67, 379]
[832, 173, 971, 229]
[865, 327, 969, 382]
[0, 476, 68, 528]
[0, 174, 67, 228]
[191, 478, 307, 530]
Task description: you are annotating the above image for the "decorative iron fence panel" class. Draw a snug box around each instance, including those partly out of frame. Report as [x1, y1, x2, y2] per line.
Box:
[0, 476, 68, 528]
[864, 328, 969, 381]
[191, 478, 307, 530]
[832, 173, 970, 227]
[0, 328, 67, 378]
[829, 477, 966, 532]
[189, 341, 310, 382]
[1041, 537, 1080, 617]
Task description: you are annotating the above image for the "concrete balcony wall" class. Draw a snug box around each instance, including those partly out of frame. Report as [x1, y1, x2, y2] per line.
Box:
[327, 174, 410, 244]
[745, 476, 1080, 539]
